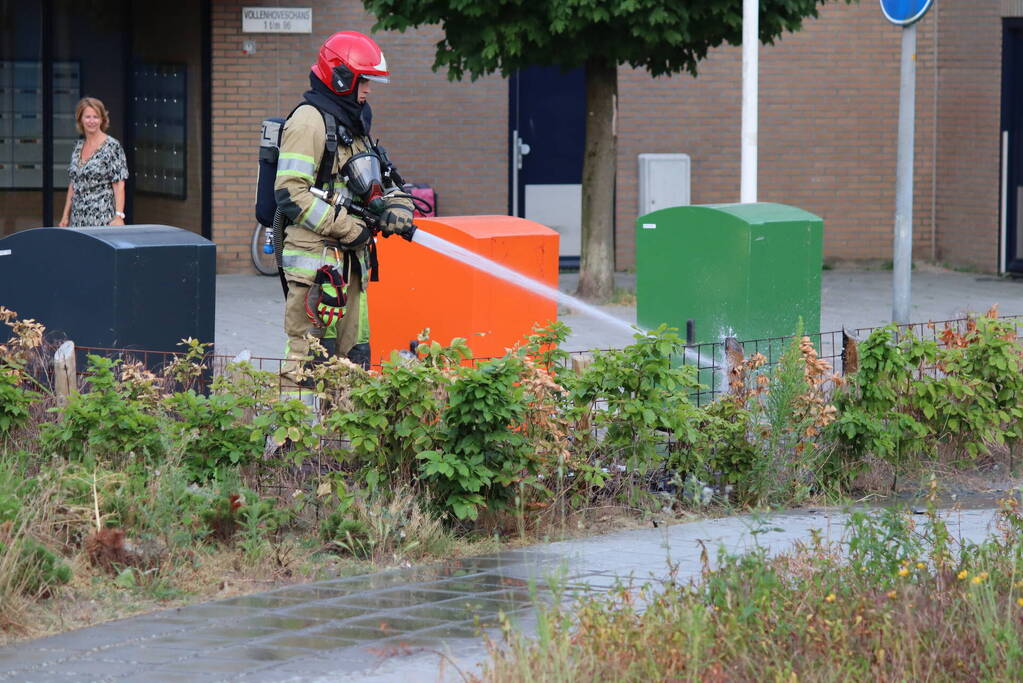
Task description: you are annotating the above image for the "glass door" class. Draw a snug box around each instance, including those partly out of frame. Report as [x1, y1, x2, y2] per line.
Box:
[50, 0, 129, 225]
[0, 1, 43, 235]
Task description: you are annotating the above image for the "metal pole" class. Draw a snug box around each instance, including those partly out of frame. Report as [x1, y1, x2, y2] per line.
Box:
[741, 0, 758, 203]
[511, 129, 519, 217]
[892, 23, 917, 324]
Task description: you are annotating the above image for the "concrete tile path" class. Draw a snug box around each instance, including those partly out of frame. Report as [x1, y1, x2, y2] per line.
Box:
[0, 507, 1001, 682]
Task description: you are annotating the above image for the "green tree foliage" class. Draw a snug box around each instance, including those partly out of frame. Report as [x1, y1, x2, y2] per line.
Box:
[364, 0, 850, 79]
[362, 0, 853, 299]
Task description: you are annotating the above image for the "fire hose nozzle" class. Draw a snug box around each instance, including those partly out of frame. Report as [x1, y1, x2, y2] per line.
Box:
[309, 186, 416, 240]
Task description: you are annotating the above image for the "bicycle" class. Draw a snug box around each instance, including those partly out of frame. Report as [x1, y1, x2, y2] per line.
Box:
[251, 222, 277, 276]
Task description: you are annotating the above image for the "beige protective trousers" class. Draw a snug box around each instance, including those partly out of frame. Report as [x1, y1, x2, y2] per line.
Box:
[280, 265, 365, 385]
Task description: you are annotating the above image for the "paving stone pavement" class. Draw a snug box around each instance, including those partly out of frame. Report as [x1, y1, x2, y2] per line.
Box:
[0, 507, 1001, 682]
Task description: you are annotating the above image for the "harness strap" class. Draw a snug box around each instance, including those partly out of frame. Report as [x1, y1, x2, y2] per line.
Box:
[320, 111, 338, 201]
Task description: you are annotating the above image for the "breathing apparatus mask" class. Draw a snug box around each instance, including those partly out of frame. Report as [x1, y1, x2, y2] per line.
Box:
[335, 150, 421, 242]
[310, 146, 430, 242]
[341, 152, 385, 203]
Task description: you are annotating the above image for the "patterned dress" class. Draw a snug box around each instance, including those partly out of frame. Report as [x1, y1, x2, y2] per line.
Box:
[68, 136, 129, 227]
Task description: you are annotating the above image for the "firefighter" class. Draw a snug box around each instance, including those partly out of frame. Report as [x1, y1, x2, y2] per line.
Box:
[274, 31, 414, 384]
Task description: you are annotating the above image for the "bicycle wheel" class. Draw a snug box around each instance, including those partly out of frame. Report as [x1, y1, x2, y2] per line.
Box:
[251, 223, 278, 276]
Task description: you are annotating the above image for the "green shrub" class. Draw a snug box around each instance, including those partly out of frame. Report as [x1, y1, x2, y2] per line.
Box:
[324, 338, 464, 489]
[164, 389, 265, 481]
[829, 318, 1023, 484]
[319, 512, 369, 549]
[0, 368, 36, 438]
[0, 465, 26, 524]
[925, 316, 1023, 456]
[524, 320, 571, 377]
[828, 326, 932, 483]
[567, 326, 703, 474]
[670, 396, 761, 504]
[252, 397, 320, 468]
[236, 496, 294, 560]
[319, 485, 449, 561]
[418, 355, 532, 521]
[0, 307, 43, 439]
[41, 355, 164, 466]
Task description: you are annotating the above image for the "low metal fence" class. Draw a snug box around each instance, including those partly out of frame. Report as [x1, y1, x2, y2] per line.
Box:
[65, 314, 1023, 406]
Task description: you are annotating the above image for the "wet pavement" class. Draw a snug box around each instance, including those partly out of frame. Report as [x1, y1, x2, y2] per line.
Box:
[0, 506, 1003, 682]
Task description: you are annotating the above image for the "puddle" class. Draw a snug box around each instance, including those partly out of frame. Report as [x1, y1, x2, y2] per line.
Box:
[217, 594, 308, 609]
[340, 613, 448, 635]
[337, 588, 468, 609]
[242, 615, 325, 631]
[262, 634, 359, 651]
[284, 604, 375, 621]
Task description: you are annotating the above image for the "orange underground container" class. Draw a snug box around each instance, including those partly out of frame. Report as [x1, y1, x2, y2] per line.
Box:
[368, 215, 559, 366]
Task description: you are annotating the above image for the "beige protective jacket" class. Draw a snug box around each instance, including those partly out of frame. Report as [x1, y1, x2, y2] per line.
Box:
[273, 103, 412, 286]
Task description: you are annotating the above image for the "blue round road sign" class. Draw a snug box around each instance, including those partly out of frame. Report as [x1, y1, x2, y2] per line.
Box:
[880, 0, 934, 26]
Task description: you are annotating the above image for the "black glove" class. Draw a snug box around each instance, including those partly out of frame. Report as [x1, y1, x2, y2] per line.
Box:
[379, 202, 414, 237]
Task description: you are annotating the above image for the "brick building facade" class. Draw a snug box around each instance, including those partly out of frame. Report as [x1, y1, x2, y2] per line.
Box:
[1, 1, 1017, 275]
[207, 0, 1008, 274]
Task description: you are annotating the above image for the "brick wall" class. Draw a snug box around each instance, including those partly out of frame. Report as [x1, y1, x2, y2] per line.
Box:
[933, 1, 1003, 271]
[616, 1, 939, 269]
[210, 0, 507, 272]
[209, 0, 1004, 274]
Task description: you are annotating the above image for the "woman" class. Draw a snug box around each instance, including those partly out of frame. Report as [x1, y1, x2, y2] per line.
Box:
[58, 97, 129, 227]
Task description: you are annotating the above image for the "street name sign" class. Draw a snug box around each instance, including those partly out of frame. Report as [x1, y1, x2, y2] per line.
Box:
[242, 7, 312, 33]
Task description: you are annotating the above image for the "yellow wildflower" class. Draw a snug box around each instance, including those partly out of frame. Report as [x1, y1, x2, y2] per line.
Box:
[958, 570, 969, 580]
[916, 562, 925, 570]
[886, 590, 898, 599]
[825, 593, 836, 603]
[979, 572, 989, 580]
[1017, 598, 1023, 607]
[898, 568, 910, 577]
[971, 576, 983, 585]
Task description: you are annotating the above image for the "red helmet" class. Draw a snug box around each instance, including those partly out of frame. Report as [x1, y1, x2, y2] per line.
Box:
[312, 31, 389, 96]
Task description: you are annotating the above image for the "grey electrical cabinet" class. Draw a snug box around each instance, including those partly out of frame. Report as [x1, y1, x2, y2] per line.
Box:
[0, 225, 215, 352]
[638, 153, 691, 216]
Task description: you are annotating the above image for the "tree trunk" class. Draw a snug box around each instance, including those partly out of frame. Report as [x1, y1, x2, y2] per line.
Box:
[576, 57, 617, 301]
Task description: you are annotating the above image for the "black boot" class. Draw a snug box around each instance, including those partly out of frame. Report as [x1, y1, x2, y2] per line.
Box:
[347, 343, 371, 370]
[319, 337, 337, 358]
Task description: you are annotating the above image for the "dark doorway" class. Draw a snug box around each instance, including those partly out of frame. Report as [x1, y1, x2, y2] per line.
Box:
[0, 0, 207, 237]
[1002, 19, 1023, 274]
[508, 66, 586, 266]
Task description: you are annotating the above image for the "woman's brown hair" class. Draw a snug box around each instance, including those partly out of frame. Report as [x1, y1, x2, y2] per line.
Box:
[74, 97, 110, 134]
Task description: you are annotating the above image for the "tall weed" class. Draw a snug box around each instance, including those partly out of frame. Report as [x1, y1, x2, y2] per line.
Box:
[478, 502, 1023, 681]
